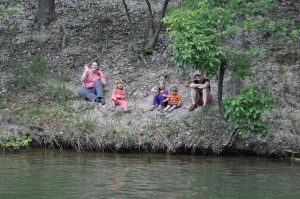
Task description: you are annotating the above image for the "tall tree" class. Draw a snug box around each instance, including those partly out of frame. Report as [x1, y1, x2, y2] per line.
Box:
[164, 0, 282, 106]
[121, 0, 135, 35]
[232, 14, 246, 96]
[144, 0, 154, 39]
[34, 0, 56, 28]
[147, 0, 169, 49]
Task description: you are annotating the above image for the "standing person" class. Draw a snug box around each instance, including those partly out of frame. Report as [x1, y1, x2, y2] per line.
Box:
[111, 79, 131, 113]
[77, 61, 107, 105]
[161, 85, 181, 113]
[150, 78, 169, 111]
[189, 70, 211, 111]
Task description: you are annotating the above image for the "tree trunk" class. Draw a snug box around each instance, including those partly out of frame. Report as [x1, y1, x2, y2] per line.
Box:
[148, 0, 169, 49]
[232, 14, 246, 96]
[35, 0, 56, 28]
[121, 0, 135, 35]
[218, 61, 226, 108]
[144, 0, 154, 39]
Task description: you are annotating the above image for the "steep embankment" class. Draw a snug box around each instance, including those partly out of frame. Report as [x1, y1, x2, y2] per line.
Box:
[0, 0, 299, 156]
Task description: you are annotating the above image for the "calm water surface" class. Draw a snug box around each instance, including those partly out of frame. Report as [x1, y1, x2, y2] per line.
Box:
[0, 149, 299, 199]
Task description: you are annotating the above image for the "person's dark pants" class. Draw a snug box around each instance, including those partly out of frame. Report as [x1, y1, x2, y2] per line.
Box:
[77, 80, 105, 102]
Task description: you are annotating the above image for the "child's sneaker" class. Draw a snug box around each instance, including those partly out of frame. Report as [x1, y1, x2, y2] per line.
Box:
[123, 109, 131, 113]
[111, 106, 116, 112]
[166, 110, 172, 113]
[160, 110, 165, 113]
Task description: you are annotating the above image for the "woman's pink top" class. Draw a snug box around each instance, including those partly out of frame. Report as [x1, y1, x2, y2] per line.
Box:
[82, 70, 105, 88]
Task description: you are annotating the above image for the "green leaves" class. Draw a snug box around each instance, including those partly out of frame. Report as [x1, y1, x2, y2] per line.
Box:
[164, 4, 224, 76]
[0, 133, 32, 149]
[221, 86, 277, 137]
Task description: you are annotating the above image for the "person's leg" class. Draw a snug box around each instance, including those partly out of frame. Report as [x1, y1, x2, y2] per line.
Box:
[189, 88, 200, 111]
[202, 88, 210, 106]
[111, 99, 117, 111]
[77, 87, 97, 101]
[190, 88, 200, 105]
[150, 94, 159, 110]
[93, 80, 104, 98]
[119, 100, 128, 110]
[168, 105, 177, 112]
[164, 105, 171, 111]
[157, 94, 165, 106]
[119, 100, 131, 113]
[93, 80, 105, 104]
[152, 94, 159, 106]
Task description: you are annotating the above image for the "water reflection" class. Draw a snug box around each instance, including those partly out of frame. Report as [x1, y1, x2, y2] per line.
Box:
[0, 150, 300, 199]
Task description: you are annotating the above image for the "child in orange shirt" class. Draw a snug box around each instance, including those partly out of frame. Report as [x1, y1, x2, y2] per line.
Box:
[162, 86, 181, 113]
[111, 80, 131, 113]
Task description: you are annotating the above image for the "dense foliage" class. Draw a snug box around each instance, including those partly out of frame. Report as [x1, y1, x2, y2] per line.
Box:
[163, 0, 281, 78]
[221, 86, 277, 137]
[0, 132, 32, 149]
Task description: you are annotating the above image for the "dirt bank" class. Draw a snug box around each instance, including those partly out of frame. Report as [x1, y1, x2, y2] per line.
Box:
[0, 0, 300, 156]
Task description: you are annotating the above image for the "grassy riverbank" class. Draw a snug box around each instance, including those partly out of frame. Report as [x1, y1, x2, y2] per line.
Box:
[1, 0, 300, 156]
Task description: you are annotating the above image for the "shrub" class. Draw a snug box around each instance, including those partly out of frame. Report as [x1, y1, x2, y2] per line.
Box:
[221, 86, 277, 137]
[0, 133, 32, 149]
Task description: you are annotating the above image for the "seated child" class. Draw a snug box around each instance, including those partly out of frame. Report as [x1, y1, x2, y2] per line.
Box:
[111, 80, 131, 113]
[150, 79, 169, 111]
[162, 85, 181, 113]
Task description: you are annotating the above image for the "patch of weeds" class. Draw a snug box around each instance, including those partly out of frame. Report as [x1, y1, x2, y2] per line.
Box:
[0, 133, 32, 149]
[106, 2, 121, 12]
[14, 106, 49, 126]
[112, 110, 123, 117]
[120, 129, 133, 147]
[143, 48, 153, 55]
[94, 31, 106, 43]
[44, 83, 75, 102]
[10, 54, 47, 90]
[58, 66, 72, 82]
[91, 10, 113, 24]
[0, 97, 8, 109]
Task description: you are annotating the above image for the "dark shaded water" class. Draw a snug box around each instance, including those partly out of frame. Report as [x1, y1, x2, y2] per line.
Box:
[0, 149, 299, 199]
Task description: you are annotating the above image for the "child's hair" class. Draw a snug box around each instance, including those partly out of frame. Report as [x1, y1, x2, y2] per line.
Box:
[170, 85, 178, 93]
[115, 79, 124, 89]
[158, 77, 166, 91]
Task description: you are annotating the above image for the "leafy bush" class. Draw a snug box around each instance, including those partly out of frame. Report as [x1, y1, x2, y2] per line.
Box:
[0, 133, 32, 149]
[221, 86, 277, 137]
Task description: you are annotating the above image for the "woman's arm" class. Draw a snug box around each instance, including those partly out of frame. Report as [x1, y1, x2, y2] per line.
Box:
[100, 78, 107, 86]
[80, 64, 89, 82]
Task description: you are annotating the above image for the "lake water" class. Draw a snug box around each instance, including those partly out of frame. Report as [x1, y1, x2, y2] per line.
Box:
[0, 149, 299, 199]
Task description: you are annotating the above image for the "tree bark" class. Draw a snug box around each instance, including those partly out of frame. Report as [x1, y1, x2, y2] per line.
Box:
[232, 14, 246, 96]
[144, 0, 154, 39]
[148, 0, 169, 49]
[35, 0, 56, 28]
[218, 61, 226, 108]
[121, 0, 135, 35]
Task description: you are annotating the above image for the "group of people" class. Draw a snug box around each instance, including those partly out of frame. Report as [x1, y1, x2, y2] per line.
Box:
[77, 61, 212, 113]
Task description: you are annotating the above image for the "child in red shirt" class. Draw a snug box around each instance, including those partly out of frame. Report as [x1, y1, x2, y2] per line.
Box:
[162, 86, 181, 113]
[111, 80, 131, 113]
